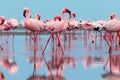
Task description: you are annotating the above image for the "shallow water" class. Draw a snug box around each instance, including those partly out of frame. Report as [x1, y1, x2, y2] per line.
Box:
[0, 30, 120, 80]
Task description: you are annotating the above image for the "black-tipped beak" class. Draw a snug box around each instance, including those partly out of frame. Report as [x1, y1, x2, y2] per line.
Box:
[0, 19, 5, 25]
[13, 26, 18, 29]
[67, 10, 71, 19]
[23, 10, 26, 18]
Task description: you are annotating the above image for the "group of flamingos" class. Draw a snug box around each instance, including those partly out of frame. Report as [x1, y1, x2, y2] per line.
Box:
[0, 7, 120, 53]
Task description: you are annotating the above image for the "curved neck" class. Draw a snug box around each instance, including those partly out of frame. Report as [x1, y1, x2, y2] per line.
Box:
[62, 12, 68, 23]
[70, 15, 74, 21]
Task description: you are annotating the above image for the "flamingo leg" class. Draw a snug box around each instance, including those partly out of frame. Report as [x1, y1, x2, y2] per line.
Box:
[42, 55, 53, 76]
[83, 30, 87, 45]
[33, 32, 38, 74]
[0, 31, 2, 39]
[56, 33, 64, 55]
[89, 30, 95, 43]
[56, 33, 61, 46]
[51, 33, 54, 51]
[42, 34, 52, 55]
[6, 31, 9, 43]
[12, 29, 15, 52]
[26, 29, 28, 40]
[103, 31, 113, 53]
[33, 47, 37, 75]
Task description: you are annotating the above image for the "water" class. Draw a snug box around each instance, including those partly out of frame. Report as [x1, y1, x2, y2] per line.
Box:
[0, 30, 120, 80]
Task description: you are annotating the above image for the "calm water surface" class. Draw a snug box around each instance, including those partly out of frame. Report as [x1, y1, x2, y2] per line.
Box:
[0, 30, 120, 80]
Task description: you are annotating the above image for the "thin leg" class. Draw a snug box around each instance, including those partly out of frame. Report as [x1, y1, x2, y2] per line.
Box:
[42, 34, 52, 55]
[26, 29, 28, 40]
[42, 55, 53, 76]
[56, 33, 64, 55]
[56, 33, 61, 46]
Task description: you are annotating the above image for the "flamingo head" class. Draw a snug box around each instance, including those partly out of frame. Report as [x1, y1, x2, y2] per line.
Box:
[71, 12, 76, 18]
[0, 16, 5, 25]
[36, 14, 41, 20]
[54, 16, 61, 21]
[62, 8, 71, 18]
[110, 13, 116, 20]
[23, 7, 30, 18]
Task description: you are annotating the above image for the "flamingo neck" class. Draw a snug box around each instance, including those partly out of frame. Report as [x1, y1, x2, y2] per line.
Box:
[70, 16, 74, 21]
[62, 12, 68, 23]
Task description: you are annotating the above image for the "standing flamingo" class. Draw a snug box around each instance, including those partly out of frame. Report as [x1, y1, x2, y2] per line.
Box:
[100, 13, 120, 52]
[42, 8, 71, 55]
[2, 18, 18, 43]
[21, 7, 46, 53]
[67, 12, 78, 30]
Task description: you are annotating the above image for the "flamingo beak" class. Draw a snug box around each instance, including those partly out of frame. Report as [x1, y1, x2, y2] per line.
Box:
[23, 10, 26, 18]
[67, 10, 71, 19]
[0, 19, 5, 25]
[37, 15, 41, 20]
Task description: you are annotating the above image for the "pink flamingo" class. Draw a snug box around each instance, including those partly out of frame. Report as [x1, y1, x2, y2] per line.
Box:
[101, 13, 120, 32]
[21, 7, 45, 32]
[2, 18, 18, 43]
[0, 16, 5, 30]
[101, 13, 120, 52]
[21, 7, 46, 51]
[68, 12, 78, 30]
[42, 8, 71, 55]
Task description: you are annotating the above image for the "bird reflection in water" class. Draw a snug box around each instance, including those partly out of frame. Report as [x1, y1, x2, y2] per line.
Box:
[27, 39, 75, 80]
[0, 54, 18, 75]
[82, 55, 105, 69]
[0, 38, 18, 75]
[27, 55, 45, 80]
[101, 49, 120, 80]
[0, 71, 4, 80]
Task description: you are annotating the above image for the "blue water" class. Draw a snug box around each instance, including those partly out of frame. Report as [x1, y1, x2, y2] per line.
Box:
[0, 30, 120, 80]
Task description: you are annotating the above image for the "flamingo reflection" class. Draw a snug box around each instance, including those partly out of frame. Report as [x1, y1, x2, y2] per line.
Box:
[27, 55, 46, 80]
[102, 50, 120, 80]
[82, 55, 105, 68]
[0, 56, 18, 75]
[0, 71, 4, 80]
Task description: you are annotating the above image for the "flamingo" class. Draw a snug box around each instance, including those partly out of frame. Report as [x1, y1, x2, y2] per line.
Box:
[2, 18, 18, 43]
[21, 7, 45, 32]
[101, 13, 120, 32]
[100, 13, 120, 52]
[42, 8, 71, 55]
[21, 7, 46, 52]
[0, 16, 5, 30]
[67, 12, 78, 30]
